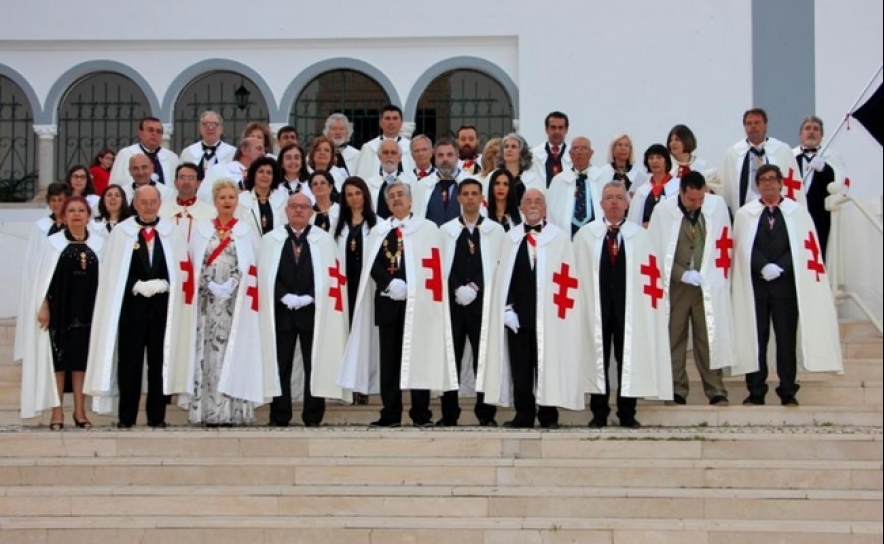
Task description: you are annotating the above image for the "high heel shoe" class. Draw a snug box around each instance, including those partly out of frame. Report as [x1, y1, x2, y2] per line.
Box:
[49, 421, 64, 431]
[73, 416, 92, 429]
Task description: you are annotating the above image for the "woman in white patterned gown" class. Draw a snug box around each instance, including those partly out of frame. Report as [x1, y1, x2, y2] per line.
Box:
[187, 179, 260, 426]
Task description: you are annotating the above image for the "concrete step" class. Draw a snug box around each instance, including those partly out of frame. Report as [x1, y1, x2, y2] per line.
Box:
[0, 518, 880, 544]
[3, 399, 883, 428]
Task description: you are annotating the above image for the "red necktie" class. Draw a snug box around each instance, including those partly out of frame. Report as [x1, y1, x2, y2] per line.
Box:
[463, 160, 475, 171]
[551, 145, 560, 159]
[177, 196, 197, 207]
[418, 170, 428, 179]
[142, 227, 155, 243]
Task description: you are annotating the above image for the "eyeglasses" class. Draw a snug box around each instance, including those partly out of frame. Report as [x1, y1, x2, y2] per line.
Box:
[201, 122, 221, 128]
[758, 176, 781, 183]
[287, 203, 312, 210]
[603, 194, 627, 201]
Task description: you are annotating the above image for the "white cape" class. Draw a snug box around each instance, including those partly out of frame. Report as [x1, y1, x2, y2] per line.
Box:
[573, 220, 672, 400]
[479, 223, 587, 410]
[730, 199, 843, 375]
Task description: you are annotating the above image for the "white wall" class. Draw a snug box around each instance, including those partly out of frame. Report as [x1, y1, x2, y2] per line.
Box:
[1, 0, 881, 320]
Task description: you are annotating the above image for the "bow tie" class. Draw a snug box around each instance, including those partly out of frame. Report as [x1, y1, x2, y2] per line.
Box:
[202, 143, 217, 152]
[802, 147, 818, 154]
[177, 196, 197, 207]
[524, 223, 542, 233]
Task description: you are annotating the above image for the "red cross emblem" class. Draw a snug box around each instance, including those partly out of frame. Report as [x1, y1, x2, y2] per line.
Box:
[804, 230, 826, 282]
[328, 259, 347, 312]
[715, 226, 733, 279]
[641, 254, 664, 309]
[421, 247, 443, 302]
[782, 167, 802, 201]
[245, 265, 259, 311]
[551, 262, 578, 319]
[179, 258, 194, 305]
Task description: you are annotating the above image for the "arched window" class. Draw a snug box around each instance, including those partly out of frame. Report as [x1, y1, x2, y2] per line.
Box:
[173, 71, 269, 152]
[291, 69, 390, 149]
[56, 72, 149, 181]
[0, 76, 37, 201]
[414, 69, 513, 144]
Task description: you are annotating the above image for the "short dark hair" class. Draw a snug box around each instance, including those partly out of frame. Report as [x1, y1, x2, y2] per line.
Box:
[667, 124, 697, 154]
[380, 104, 403, 118]
[276, 125, 298, 139]
[680, 170, 707, 192]
[544, 111, 569, 128]
[743, 108, 768, 124]
[176, 162, 203, 182]
[456, 125, 478, 138]
[138, 116, 162, 130]
[643, 143, 673, 173]
[46, 181, 72, 202]
[755, 164, 782, 184]
[459, 177, 483, 193]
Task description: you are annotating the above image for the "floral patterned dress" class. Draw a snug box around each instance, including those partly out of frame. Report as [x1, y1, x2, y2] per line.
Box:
[189, 234, 254, 425]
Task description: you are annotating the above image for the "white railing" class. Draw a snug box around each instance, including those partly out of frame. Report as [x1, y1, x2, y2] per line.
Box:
[827, 186, 883, 334]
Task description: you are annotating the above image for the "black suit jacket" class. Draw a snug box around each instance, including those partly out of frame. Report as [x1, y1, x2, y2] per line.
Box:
[751, 208, 797, 299]
[120, 232, 170, 323]
[274, 232, 316, 331]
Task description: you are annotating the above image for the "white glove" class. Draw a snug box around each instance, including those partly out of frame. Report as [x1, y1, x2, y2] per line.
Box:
[386, 278, 408, 301]
[809, 155, 826, 172]
[207, 281, 225, 299]
[132, 279, 169, 297]
[281, 293, 299, 310]
[760, 263, 784, 282]
[454, 285, 478, 306]
[504, 307, 520, 334]
[681, 270, 702, 287]
[292, 295, 314, 310]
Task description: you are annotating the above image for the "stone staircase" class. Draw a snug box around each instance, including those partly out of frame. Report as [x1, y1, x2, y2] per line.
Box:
[0, 318, 881, 544]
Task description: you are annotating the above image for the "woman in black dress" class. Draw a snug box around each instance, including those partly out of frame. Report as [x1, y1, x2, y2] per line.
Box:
[35, 196, 101, 429]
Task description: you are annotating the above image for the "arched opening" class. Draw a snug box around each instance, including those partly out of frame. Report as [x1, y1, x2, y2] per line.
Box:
[414, 69, 513, 143]
[56, 72, 150, 181]
[173, 71, 269, 151]
[0, 76, 37, 201]
[291, 69, 390, 149]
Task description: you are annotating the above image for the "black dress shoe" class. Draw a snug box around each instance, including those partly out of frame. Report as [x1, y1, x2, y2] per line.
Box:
[413, 421, 434, 428]
[709, 395, 729, 406]
[478, 419, 498, 428]
[116, 422, 132, 429]
[148, 421, 167, 429]
[588, 418, 607, 429]
[619, 419, 642, 429]
[672, 394, 687, 405]
[503, 419, 534, 429]
[304, 421, 321, 428]
[540, 422, 560, 430]
[435, 419, 458, 427]
[781, 396, 800, 407]
[268, 421, 290, 428]
[369, 419, 401, 428]
[742, 395, 765, 406]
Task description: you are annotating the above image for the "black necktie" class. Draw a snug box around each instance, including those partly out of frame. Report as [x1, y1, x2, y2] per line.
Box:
[141, 145, 165, 184]
[199, 143, 217, 177]
[574, 173, 588, 223]
[335, 149, 349, 173]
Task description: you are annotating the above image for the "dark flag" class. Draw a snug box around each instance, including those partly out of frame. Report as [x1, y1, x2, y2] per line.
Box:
[851, 82, 884, 146]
